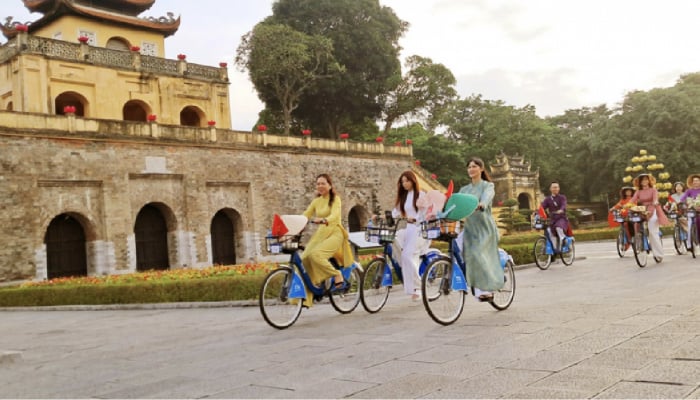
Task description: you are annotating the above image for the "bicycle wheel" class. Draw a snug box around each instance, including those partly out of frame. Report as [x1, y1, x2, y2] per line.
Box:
[259, 267, 303, 329]
[616, 229, 627, 258]
[632, 229, 648, 268]
[690, 226, 698, 259]
[421, 256, 465, 326]
[673, 225, 687, 255]
[490, 260, 515, 311]
[360, 257, 390, 313]
[329, 267, 361, 314]
[533, 236, 552, 270]
[560, 238, 575, 266]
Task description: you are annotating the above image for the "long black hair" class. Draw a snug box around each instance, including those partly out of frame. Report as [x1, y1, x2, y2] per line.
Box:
[395, 170, 420, 216]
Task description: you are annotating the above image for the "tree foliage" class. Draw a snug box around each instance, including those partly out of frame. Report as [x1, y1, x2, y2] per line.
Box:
[380, 55, 457, 134]
[266, 0, 407, 138]
[235, 23, 342, 135]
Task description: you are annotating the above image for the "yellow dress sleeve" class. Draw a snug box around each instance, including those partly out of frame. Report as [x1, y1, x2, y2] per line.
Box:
[302, 198, 317, 219]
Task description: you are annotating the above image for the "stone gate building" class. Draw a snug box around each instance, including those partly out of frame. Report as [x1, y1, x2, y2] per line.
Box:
[0, 0, 412, 282]
[490, 152, 541, 211]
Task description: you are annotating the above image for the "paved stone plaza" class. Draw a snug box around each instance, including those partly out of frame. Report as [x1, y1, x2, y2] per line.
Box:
[1, 240, 699, 399]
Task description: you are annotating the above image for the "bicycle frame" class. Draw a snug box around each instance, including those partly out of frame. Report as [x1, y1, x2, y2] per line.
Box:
[372, 240, 442, 288]
[283, 251, 358, 299]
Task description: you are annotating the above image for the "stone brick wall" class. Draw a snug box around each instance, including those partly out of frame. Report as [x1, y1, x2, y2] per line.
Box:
[0, 121, 410, 282]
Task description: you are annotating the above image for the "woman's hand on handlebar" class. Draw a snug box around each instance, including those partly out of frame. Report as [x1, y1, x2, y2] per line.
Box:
[311, 218, 328, 225]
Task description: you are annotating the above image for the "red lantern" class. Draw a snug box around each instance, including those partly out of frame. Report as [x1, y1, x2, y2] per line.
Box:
[147, 114, 157, 122]
[177, 54, 187, 60]
[394, 141, 402, 146]
[497, 200, 504, 206]
[207, 120, 216, 126]
[78, 36, 89, 43]
[257, 124, 267, 132]
[130, 45, 140, 52]
[63, 105, 75, 114]
[15, 24, 28, 33]
[414, 160, 421, 166]
[406, 139, 413, 145]
[302, 129, 311, 136]
[219, 62, 228, 68]
[375, 137, 383, 143]
[431, 173, 437, 180]
[339, 133, 349, 139]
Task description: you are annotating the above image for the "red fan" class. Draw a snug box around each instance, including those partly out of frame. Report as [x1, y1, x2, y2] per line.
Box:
[445, 180, 454, 200]
[271, 214, 289, 236]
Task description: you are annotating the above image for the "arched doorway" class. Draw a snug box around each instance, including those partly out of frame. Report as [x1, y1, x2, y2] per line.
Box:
[180, 106, 203, 127]
[55, 92, 87, 117]
[211, 210, 236, 265]
[6, 101, 12, 111]
[122, 100, 150, 122]
[45, 214, 87, 279]
[517, 193, 531, 210]
[134, 204, 169, 271]
[347, 206, 365, 232]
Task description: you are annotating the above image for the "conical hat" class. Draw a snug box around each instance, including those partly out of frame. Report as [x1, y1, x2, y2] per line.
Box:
[443, 193, 479, 220]
[280, 215, 308, 235]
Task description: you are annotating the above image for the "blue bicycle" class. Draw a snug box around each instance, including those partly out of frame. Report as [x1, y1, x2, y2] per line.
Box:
[359, 215, 443, 313]
[420, 218, 516, 325]
[259, 219, 362, 329]
[667, 205, 688, 256]
[628, 208, 663, 268]
[612, 209, 633, 258]
[532, 214, 575, 270]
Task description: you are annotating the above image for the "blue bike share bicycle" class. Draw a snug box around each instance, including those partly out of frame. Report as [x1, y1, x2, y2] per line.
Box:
[359, 213, 443, 313]
[681, 203, 699, 258]
[532, 214, 575, 270]
[259, 216, 362, 329]
[667, 204, 688, 255]
[419, 218, 516, 325]
[627, 206, 662, 268]
[612, 209, 633, 258]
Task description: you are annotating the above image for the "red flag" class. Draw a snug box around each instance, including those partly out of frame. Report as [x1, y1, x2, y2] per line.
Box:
[271, 214, 289, 236]
[538, 205, 547, 219]
[445, 180, 454, 200]
[566, 225, 574, 237]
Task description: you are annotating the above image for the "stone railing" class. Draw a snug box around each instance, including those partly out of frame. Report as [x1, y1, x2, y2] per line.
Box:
[0, 111, 413, 157]
[0, 33, 227, 83]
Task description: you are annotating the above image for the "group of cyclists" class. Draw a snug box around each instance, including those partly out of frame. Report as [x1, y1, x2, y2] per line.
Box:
[609, 173, 700, 261]
[260, 169, 700, 328]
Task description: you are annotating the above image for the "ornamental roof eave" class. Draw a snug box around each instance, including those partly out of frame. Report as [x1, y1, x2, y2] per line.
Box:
[4, 0, 178, 39]
[24, 0, 156, 16]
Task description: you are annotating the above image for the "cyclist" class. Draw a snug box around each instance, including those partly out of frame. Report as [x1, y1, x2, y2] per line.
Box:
[680, 173, 700, 241]
[540, 181, 572, 253]
[609, 186, 636, 249]
[459, 157, 503, 302]
[629, 173, 669, 262]
[301, 173, 354, 306]
[664, 181, 688, 234]
[390, 170, 430, 301]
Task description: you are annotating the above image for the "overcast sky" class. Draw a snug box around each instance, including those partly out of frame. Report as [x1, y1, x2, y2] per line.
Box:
[4, 0, 700, 130]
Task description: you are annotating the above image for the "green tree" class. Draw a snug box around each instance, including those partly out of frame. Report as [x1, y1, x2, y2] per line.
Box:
[379, 55, 457, 135]
[235, 23, 342, 135]
[268, 0, 407, 138]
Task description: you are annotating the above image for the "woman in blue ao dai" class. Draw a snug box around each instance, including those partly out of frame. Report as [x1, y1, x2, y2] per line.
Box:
[458, 157, 503, 301]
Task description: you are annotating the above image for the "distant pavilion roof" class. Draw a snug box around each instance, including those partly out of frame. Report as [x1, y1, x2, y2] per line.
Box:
[2, 0, 179, 39]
